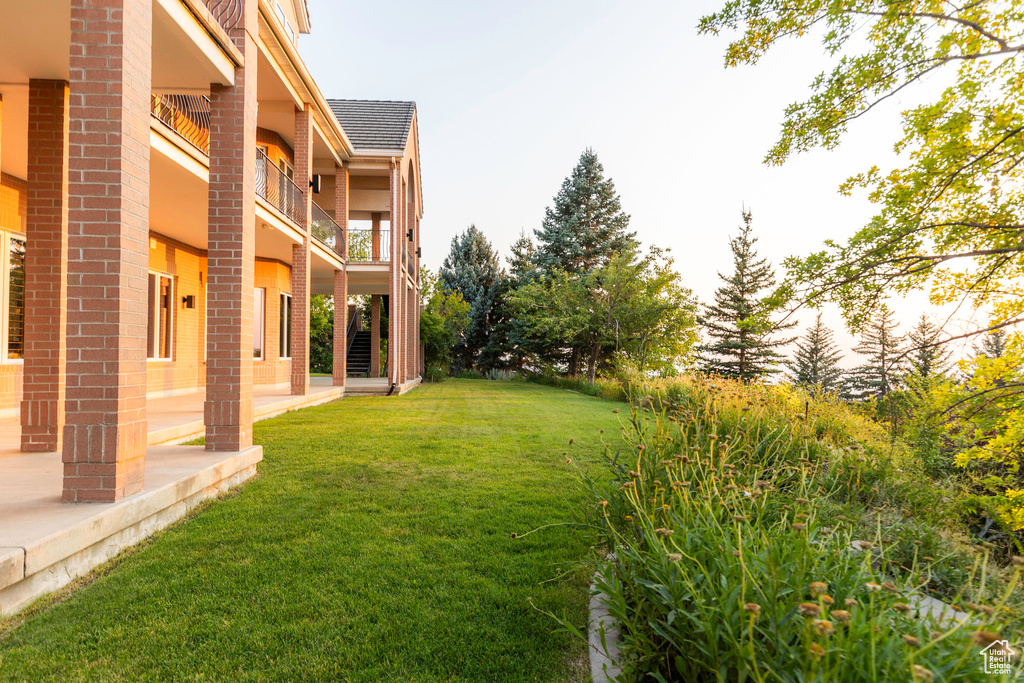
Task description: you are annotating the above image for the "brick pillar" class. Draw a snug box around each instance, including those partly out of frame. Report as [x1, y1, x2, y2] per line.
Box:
[332, 270, 347, 386]
[290, 106, 312, 396]
[388, 162, 400, 386]
[22, 80, 70, 453]
[63, 0, 152, 502]
[205, 0, 257, 451]
[370, 295, 381, 377]
[335, 162, 348, 257]
[371, 212, 381, 262]
[0, 93, 4, 174]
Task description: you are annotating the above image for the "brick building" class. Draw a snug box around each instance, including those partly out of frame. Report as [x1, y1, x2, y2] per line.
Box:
[0, 0, 423, 500]
[0, 0, 424, 613]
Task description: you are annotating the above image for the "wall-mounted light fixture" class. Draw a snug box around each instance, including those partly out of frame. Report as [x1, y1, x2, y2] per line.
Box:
[182, 295, 196, 309]
[310, 174, 322, 194]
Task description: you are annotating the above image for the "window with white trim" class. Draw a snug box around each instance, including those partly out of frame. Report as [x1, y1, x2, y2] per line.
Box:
[253, 287, 266, 360]
[275, 3, 296, 43]
[279, 293, 292, 360]
[147, 272, 174, 360]
[1, 233, 26, 361]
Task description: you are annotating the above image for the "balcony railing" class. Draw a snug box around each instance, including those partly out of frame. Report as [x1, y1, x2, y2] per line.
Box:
[310, 202, 345, 260]
[151, 94, 210, 154]
[256, 148, 305, 226]
[348, 229, 391, 263]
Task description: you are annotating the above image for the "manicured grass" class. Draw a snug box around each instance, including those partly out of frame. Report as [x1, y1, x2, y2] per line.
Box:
[0, 380, 617, 682]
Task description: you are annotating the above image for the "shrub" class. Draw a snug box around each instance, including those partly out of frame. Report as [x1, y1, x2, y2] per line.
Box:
[424, 362, 447, 383]
[550, 377, 1023, 681]
[485, 368, 516, 381]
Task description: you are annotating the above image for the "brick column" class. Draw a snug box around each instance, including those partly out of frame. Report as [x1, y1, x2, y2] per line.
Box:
[22, 80, 70, 453]
[205, 0, 257, 451]
[371, 212, 381, 261]
[290, 106, 312, 396]
[332, 270, 347, 386]
[388, 162, 400, 386]
[63, 0, 152, 502]
[0, 93, 4, 174]
[335, 162, 348, 257]
[370, 295, 381, 377]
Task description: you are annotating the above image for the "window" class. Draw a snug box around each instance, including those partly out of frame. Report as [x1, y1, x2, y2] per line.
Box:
[6, 236, 25, 360]
[147, 272, 173, 360]
[279, 293, 292, 359]
[253, 287, 266, 360]
[275, 3, 296, 43]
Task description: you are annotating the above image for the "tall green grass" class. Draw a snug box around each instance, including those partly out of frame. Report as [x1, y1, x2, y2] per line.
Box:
[557, 376, 1023, 682]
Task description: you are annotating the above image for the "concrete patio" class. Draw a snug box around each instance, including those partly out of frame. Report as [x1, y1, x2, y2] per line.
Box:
[0, 375, 420, 616]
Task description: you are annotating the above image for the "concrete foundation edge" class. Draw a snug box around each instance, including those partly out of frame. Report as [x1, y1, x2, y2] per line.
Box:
[0, 447, 262, 617]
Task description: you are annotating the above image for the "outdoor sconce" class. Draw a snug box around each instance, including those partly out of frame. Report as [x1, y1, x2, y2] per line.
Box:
[182, 295, 196, 309]
[407, 229, 413, 241]
[416, 247, 422, 257]
[310, 174, 322, 194]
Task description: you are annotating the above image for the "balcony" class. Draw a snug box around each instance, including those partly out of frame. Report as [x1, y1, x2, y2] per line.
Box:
[348, 229, 391, 263]
[255, 147, 305, 227]
[150, 95, 361, 264]
[152, 94, 210, 155]
[310, 202, 345, 261]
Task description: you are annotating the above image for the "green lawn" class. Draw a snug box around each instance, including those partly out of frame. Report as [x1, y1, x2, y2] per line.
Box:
[0, 380, 618, 682]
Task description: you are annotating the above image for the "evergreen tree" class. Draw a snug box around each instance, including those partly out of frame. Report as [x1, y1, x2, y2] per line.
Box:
[439, 225, 503, 370]
[700, 211, 796, 381]
[534, 149, 636, 277]
[974, 328, 1008, 359]
[786, 312, 844, 394]
[907, 314, 951, 378]
[843, 306, 906, 400]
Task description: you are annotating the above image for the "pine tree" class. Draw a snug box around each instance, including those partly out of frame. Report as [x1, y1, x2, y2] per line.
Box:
[534, 149, 636, 277]
[974, 328, 1008, 359]
[907, 314, 951, 378]
[843, 306, 905, 400]
[439, 225, 503, 370]
[700, 211, 796, 381]
[787, 312, 844, 394]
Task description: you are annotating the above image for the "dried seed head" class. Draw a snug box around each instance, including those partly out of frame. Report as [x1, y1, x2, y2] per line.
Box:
[832, 610, 851, 624]
[972, 631, 1001, 648]
[881, 582, 898, 593]
[845, 598, 858, 608]
[668, 553, 681, 562]
[732, 550, 742, 557]
[798, 602, 821, 617]
[911, 665, 934, 683]
[1010, 555, 1024, 566]
[809, 643, 825, 660]
[612, 409, 620, 413]
[865, 582, 882, 592]
[814, 620, 834, 636]
[809, 582, 828, 598]
[743, 602, 761, 616]
[732, 515, 747, 523]
[654, 528, 674, 537]
[510, 533, 517, 540]
[795, 498, 810, 505]
[893, 603, 911, 614]
[902, 635, 921, 647]
[792, 523, 807, 531]
[820, 595, 834, 606]
[858, 541, 875, 550]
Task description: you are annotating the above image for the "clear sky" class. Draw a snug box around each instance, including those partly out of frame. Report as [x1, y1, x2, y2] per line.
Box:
[299, 0, 977, 364]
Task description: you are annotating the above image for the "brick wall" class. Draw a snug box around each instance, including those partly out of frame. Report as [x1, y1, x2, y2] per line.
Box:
[146, 232, 206, 395]
[254, 258, 291, 386]
[0, 174, 27, 413]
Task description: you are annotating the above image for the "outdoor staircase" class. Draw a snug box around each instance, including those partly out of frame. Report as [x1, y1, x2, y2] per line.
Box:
[347, 330, 372, 377]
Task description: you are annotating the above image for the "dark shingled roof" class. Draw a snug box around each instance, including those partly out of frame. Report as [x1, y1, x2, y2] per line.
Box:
[327, 99, 415, 152]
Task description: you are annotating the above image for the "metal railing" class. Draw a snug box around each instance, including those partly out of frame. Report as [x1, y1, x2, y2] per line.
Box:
[151, 94, 210, 154]
[255, 148, 305, 226]
[310, 202, 344, 259]
[348, 228, 391, 262]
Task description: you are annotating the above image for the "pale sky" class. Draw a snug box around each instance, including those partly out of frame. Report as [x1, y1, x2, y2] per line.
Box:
[300, 0, 983, 366]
